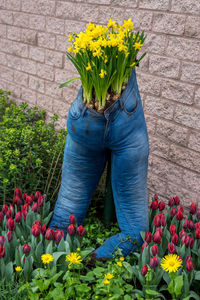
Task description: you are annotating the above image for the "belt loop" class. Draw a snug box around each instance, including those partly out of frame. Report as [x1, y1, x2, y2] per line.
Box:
[81, 105, 87, 117]
[119, 98, 124, 110]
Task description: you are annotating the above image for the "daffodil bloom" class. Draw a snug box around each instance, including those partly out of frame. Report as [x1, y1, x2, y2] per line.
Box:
[15, 266, 22, 272]
[161, 254, 182, 273]
[107, 18, 116, 28]
[99, 69, 107, 78]
[130, 62, 136, 67]
[105, 273, 114, 280]
[86, 63, 91, 71]
[123, 18, 134, 30]
[68, 46, 73, 52]
[86, 22, 96, 31]
[41, 254, 54, 264]
[68, 34, 73, 42]
[134, 41, 143, 50]
[117, 261, 122, 267]
[66, 252, 82, 266]
[120, 257, 124, 261]
[104, 279, 110, 285]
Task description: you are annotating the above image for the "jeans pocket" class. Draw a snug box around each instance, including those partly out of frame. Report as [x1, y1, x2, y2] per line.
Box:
[123, 90, 138, 115]
[69, 100, 81, 120]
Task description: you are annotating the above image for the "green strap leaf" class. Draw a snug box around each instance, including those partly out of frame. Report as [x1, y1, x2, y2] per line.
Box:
[59, 77, 80, 88]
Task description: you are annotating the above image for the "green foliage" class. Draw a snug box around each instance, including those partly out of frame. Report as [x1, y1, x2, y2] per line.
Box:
[0, 89, 67, 206]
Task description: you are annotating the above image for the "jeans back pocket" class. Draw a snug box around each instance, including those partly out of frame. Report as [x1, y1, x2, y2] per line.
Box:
[123, 89, 138, 115]
[69, 99, 81, 120]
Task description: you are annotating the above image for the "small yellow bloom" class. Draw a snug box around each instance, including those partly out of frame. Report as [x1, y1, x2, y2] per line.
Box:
[68, 46, 73, 52]
[105, 273, 114, 280]
[117, 261, 122, 267]
[86, 63, 91, 71]
[86, 22, 96, 31]
[77, 248, 81, 251]
[133, 41, 143, 50]
[15, 266, 22, 272]
[125, 52, 129, 58]
[68, 34, 73, 42]
[41, 254, 54, 264]
[123, 18, 134, 30]
[161, 254, 182, 273]
[130, 62, 136, 67]
[104, 279, 110, 285]
[120, 257, 124, 261]
[99, 69, 107, 79]
[104, 58, 108, 63]
[107, 18, 116, 28]
[66, 252, 82, 266]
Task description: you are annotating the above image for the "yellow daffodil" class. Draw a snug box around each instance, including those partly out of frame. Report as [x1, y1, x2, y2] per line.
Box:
[15, 266, 22, 272]
[120, 257, 124, 261]
[68, 46, 73, 52]
[86, 63, 91, 71]
[99, 69, 107, 78]
[41, 254, 54, 264]
[86, 22, 96, 31]
[161, 254, 182, 273]
[133, 41, 143, 50]
[107, 18, 117, 29]
[66, 252, 82, 266]
[68, 34, 73, 42]
[105, 273, 114, 280]
[117, 261, 122, 267]
[130, 61, 136, 67]
[123, 18, 134, 30]
[104, 279, 110, 285]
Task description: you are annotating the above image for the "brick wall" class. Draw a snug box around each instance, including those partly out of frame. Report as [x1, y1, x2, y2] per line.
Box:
[0, 0, 200, 207]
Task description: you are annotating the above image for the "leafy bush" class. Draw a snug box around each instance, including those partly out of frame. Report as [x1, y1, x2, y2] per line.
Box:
[0, 89, 67, 205]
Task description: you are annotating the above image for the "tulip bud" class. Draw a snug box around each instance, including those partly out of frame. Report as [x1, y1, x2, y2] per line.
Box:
[160, 214, 166, 227]
[176, 210, 183, 221]
[0, 236, 5, 246]
[189, 237, 194, 249]
[197, 209, 200, 220]
[34, 191, 41, 201]
[168, 242, 176, 254]
[168, 197, 174, 206]
[41, 224, 46, 235]
[179, 229, 186, 239]
[7, 231, 12, 242]
[32, 224, 41, 237]
[183, 220, 189, 230]
[153, 230, 162, 244]
[195, 229, 200, 239]
[32, 202, 39, 213]
[177, 205, 184, 212]
[77, 225, 85, 236]
[30, 194, 34, 202]
[174, 196, 180, 206]
[38, 196, 44, 207]
[67, 224, 76, 237]
[26, 196, 33, 205]
[0, 246, 5, 258]
[6, 218, 16, 231]
[142, 241, 148, 252]
[150, 201, 158, 210]
[9, 204, 15, 214]
[6, 209, 12, 219]
[157, 227, 163, 237]
[69, 214, 76, 225]
[170, 208, 176, 217]
[2, 204, 8, 215]
[33, 220, 42, 227]
[149, 256, 159, 269]
[154, 194, 158, 201]
[185, 255, 192, 264]
[169, 225, 176, 235]
[22, 210, 27, 220]
[190, 203, 197, 215]
[189, 220, 195, 230]
[14, 188, 22, 198]
[145, 232, 152, 243]
[15, 211, 22, 223]
[55, 230, 64, 243]
[0, 211, 4, 223]
[45, 228, 55, 240]
[22, 193, 27, 202]
[186, 259, 194, 272]
[154, 215, 161, 227]
[141, 265, 148, 276]
[14, 195, 21, 206]
[195, 223, 200, 230]
[151, 244, 159, 256]
[23, 244, 31, 254]
[172, 233, 179, 245]
[158, 201, 165, 211]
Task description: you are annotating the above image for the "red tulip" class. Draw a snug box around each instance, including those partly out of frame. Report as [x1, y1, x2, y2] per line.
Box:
[157, 227, 163, 237]
[15, 211, 22, 223]
[32, 224, 41, 237]
[6, 218, 16, 231]
[170, 208, 176, 217]
[145, 232, 152, 243]
[14, 195, 21, 206]
[168, 242, 176, 254]
[154, 215, 161, 227]
[189, 220, 195, 230]
[14, 188, 22, 198]
[22, 193, 27, 201]
[45, 228, 55, 240]
[176, 210, 183, 221]
[160, 214, 166, 227]
[2, 204, 8, 215]
[22, 210, 28, 220]
[7, 231, 12, 242]
[149, 256, 159, 269]
[189, 238, 194, 249]
[186, 259, 194, 272]
[150, 201, 158, 210]
[195, 229, 200, 239]
[6, 209, 13, 219]
[0, 246, 5, 258]
[172, 233, 179, 245]
[34, 191, 41, 201]
[153, 230, 162, 244]
[41, 224, 46, 234]
[177, 205, 184, 212]
[9, 204, 15, 214]
[195, 223, 200, 230]
[169, 225, 176, 235]
[33, 220, 42, 227]
[32, 202, 39, 212]
[185, 255, 192, 264]
[77, 225, 85, 236]
[168, 197, 174, 206]
[179, 229, 186, 239]
[26, 196, 33, 205]
[154, 194, 158, 201]
[197, 209, 200, 220]
[0, 236, 5, 246]
[23, 244, 31, 254]
[158, 201, 165, 211]
[190, 203, 197, 215]
[141, 265, 148, 276]
[0, 211, 4, 223]
[69, 214, 76, 225]
[151, 244, 159, 256]
[55, 230, 64, 243]
[67, 224, 76, 236]
[183, 220, 189, 230]
[142, 241, 148, 252]
[38, 196, 44, 207]
[174, 196, 180, 205]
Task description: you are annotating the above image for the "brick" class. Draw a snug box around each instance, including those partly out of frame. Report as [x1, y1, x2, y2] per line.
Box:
[171, 0, 200, 14]
[10, 41, 28, 58]
[137, 53, 149, 73]
[195, 87, 200, 107]
[37, 63, 54, 81]
[14, 70, 28, 86]
[56, 1, 75, 19]
[0, 52, 7, 65]
[45, 50, 64, 68]
[162, 79, 195, 105]
[38, 32, 56, 49]
[0, 24, 6, 38]
[65, 20, 86, 36]
[0, 10, 13, 25]
[55, 117, 67, 130]
[88, 0, 112, 4]
[7, 83, 21, 98]
[74, 3, 99, 23]
[56, 35, 68, 52]
[21, 88, 37, 105]
[52, 99, 68, 118]
[7, 54, 21, 71]
[0, 79, 7, 90]
[139, 0, 169, 10]
[55, 68, 73, 84]
[46, 17, 65, 35]
[181, 62, 200, 85]
[0, 0, 6, 9]
[6, 0, 21, 11]
[182, 169, 200, 194]
[149, 54, 180, 79]
[185, 16, 200, 39]
[174, 104, 200, 130]
[149, 136, 170, 159]
[137, 73, 161, 96]
[63, 57, 77, 72]
[166, 37, 200, 63]
[62, 87, 78, 103]
[145, 95, 174, 120]
[152, 13, 185, 35]
[13, 12, 29, 27]
[29, 46, 44, 62]
[29, 75, 45, 93]
[7, 26, 21, 42]
[45, 81, 62, 97]
[21, 29, 37, 45]
[29, 15, 46, 31]
[169, 144, 200, 170]
[188, 131, 200, 153]
[0, 38, 12, 54]
[148, 172, 167, 195]
[98, 6, 126, 24]
[166, 182, 198, 207]
[145, 114, 157, 135]
[143, 33, 166, 55]
[21, 58, 37, 75]
[156, 119, 188, 146]
[37, 93, 53, 111]
[111, 0, 137, 7]
[21, 0, 55, 16]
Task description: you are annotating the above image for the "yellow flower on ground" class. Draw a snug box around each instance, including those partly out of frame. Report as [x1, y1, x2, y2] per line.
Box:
[66, 252, 82, 266]
[99, 69, 107, 78]
[120, 257, 124, 261]
[104, 279, 110, 285]
[117, 261, 122, 267]
[15, 266, 22, 272]
[86, 63, 91, 71]
[123, 18, 134, 30]
[105, 273, 114, 280]
[161, 254, 182, 273]
[41, 254, 54, 264]
[133, 41, 143, 50]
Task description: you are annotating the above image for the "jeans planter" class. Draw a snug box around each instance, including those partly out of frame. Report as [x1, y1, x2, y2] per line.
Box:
[49, 68, 149, 259]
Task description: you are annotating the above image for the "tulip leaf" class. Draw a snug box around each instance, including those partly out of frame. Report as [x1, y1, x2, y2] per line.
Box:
[80, 247, 94, 259]
[43, 212, 53, 226]
[57, 238, 66, 252]
[140, 231, 145, 242]
[5, 262, 13, 282]
[174, 275, 183, 296]
[46, 240, 53, 254]
[195, 271, 200, 281]
[53, 252, 66, 264]
[146, 289, 158, 296]
[142, 245, 149, 267]
[188, 291, 200, 300]
[35, 240, 44, 261]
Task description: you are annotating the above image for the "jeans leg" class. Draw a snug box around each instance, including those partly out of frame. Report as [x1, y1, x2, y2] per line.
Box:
[95, 141, 149, 259]
[48, 134, 107, 234]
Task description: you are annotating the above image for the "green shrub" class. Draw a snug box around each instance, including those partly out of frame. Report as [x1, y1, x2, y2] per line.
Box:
[0, 89, 67, 206]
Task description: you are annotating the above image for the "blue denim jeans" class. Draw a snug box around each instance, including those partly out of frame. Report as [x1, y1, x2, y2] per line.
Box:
[49, 68, 149, 259]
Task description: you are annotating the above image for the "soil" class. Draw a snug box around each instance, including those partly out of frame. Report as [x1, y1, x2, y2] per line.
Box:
[83, 83, 127, 114]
